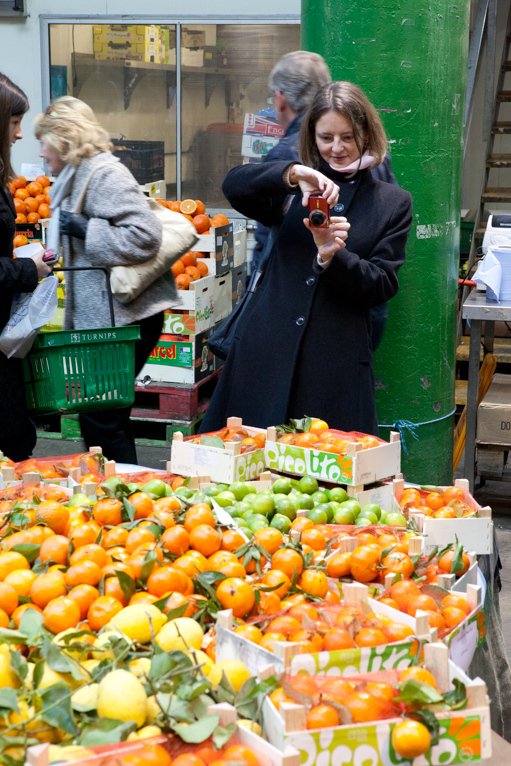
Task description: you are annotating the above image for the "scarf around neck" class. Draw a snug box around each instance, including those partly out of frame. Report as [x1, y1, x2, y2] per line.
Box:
[46, 163, 76, 254]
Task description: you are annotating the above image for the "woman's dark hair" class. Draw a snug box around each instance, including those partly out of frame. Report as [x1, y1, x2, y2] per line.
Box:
[0, 73, 29, 186]
[299, 81, 388, 170]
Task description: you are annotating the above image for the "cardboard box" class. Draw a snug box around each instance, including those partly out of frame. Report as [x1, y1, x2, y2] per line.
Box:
[231, 264, 247, 311]
[176, 274, 215, 312]
[139, 329, 214, 385]
[93, 24, 144, 43]
[242, 134, 280, 159]
[15, 222, 44, 244]
[182, 28, 206, 47]
[163, 279, 215, 335]
[477, 373, 511, 445]
[171, 418, 266, 483]
[195, 223, 234, 275]
[182, 48, 204, 67]
[214, 272, 233, 322]
[233, 228, 247, 267]
[265, 430, 401, 486]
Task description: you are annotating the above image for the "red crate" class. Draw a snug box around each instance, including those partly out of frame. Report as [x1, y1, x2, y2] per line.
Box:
[132, 368, 222, 421]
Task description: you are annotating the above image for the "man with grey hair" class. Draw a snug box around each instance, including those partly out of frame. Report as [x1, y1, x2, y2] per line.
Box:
[252, 50, 397, 350]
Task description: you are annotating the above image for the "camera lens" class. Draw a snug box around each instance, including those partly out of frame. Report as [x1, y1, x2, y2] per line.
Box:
[310, 210, 327, 226]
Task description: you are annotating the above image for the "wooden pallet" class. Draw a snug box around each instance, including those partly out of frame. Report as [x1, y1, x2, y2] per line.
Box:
[132, 368, 222, 421]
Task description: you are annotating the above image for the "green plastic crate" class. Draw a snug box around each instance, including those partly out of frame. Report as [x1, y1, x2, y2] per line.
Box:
[23, 325, 140, 415]
[460, 221, 474, 253]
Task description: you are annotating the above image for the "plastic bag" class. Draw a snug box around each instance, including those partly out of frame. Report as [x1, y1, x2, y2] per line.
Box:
[0, 275, 58, 359]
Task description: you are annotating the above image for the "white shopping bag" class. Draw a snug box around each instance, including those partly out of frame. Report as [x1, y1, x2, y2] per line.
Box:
[0, 275, 58, 359]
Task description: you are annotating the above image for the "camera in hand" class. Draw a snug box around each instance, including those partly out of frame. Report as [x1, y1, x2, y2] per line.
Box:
[308, 195, 330, 228]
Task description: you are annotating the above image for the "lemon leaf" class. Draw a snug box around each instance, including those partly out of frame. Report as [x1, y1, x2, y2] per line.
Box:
[115, 570, 136, 603]
[79, 718, 136, 746]
[0, 627, 29, 645]
[212, 721, 237, 749]
[19, 607, 44, 642]
[200, 436, 225, 449]
[0, 688, 20, 715]
[9, 649, 27, 683]
[168, 696, 195, 722]
[173, 714, 219, 743]
[177, 680, 210, 701]
[39, 681, 77, 735]
[395, 679, 443, 705]
[150, 652, 174, 680]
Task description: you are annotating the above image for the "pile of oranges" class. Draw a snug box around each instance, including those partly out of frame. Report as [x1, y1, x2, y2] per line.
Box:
[188, 425, 266, 454]
[10, 175, 51, 232]
[276, 420, 381, 454]
[171, 251, 209, 290]
[156, 198, 229, 236]
[399, 486, 476, 519]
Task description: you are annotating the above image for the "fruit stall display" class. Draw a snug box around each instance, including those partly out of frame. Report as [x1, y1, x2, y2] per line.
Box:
[0, 425, 494, 766]
[10, 175, 52, 237]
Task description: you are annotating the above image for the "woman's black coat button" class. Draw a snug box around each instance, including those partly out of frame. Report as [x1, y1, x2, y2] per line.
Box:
[333, 203, 345, 213]
[306, 277, 315, 286]
[296, 316, 305, 326]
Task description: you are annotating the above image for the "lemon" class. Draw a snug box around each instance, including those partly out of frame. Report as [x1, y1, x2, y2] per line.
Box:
[186, 649, 213, 676]
[48, 745, 95, 764]
[71, 683, 99, 710]
[127, 725, 162, 741]
[38, 662, 88, 691]
[97, 669, 147, 728]
[155, 617, 203, 651]
[0, 650, 19, 689]
[91, 630, 132, 659]
[145, 695, 161, 725]
[208, 660, 251, 692]
[238, 719, 263, 736]
[54, 629, 86, 660]
[109, 604, 166, 644]
[81, 659, 101, 676]
[129, 657, 152, 678]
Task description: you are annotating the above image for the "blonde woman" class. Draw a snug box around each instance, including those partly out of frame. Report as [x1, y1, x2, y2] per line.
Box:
[35, 97, 174, 463]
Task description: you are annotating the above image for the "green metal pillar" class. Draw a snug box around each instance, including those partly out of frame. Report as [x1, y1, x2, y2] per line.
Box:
[301, 1, 469, 484]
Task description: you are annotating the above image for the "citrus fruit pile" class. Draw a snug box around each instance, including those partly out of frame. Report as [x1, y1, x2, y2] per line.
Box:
[188, 426, 266, 455]
[275, 417, 382, 454]
[10, 175, 52, 233]
[268, 665, 467, 759]
[398, 486, 476, 519]
[155, 198, 229, 237]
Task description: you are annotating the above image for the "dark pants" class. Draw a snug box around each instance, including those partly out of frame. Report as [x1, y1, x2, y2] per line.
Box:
[0, 355, 37, 461]
[79, 312, 164, 464]
[371, 303, 389, 352]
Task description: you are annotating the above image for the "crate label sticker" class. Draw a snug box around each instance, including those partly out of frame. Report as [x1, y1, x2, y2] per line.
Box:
[265, 442, 354, 484]
[289, 641, 417, 677]
[449, 620, 479, 672]
[287, 714, 483, 765]
[235, 450, 266, 481]
[191, 447, 218, 468]
[148, 341, 192, 368]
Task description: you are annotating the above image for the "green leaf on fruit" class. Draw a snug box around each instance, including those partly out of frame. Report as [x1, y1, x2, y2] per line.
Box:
[115, 569, 137, 602]
[200, 436, 225, 449]
[173, 714, 220, 743]
[38, 680, 77, 735]
[396, 679, 443, 705]
[79, 718, 135, 746]
[10, 543, 41, 563]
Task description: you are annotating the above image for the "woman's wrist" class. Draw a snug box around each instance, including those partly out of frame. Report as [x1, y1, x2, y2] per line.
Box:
[287, 163, 300, 185]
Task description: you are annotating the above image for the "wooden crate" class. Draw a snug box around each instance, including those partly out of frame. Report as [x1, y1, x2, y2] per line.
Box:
[132, 368, 221, 422]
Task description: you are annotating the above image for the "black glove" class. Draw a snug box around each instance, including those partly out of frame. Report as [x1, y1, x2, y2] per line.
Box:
[60, 211, 89, 239]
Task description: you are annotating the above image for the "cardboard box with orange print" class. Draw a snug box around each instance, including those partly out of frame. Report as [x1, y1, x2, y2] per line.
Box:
[196, 223, 234, 276]
[138, 329, 214, 385]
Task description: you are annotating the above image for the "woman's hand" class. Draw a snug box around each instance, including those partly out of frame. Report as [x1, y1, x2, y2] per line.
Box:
[289, 164, 339, 208]
[31, 248, 53, 280]
[303, 216, 350, 261]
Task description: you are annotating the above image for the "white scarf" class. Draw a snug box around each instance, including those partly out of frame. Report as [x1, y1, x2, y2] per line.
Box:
[330, 152, 374, 173]
[46, 163, 77, 254]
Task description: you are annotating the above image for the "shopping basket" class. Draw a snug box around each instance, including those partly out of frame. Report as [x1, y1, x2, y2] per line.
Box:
[22, 266, 140, 415]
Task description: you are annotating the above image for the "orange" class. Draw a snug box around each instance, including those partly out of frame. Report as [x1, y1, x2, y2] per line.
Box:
[68, 520, 101, 549]
[161, 526, 190, 555]
[15, 188, 29, 201]
[181, 251, 197, 268]
[271, 549, 303, 579]
[345, 691, 392, 723]
[390, 579, 421, 611]
[13, 234, 28, 248]
[176, 274, 191, 290]
[426, 610, 446, 631]
[301, 529, 327, 550]
[180, 199, 198, 215]
[222, 747, 257, 766]
[155, 199, 168, 208]
[122, 744, 172, 766]
[87, 595, 124, 631]
[443, 486, 465, 503]
[425, 492, 444, 511]
[349, 545, 381, 583]
[34, 502, 69, 534]
[407, 593, 438, 616]
[154, 496, 181, 513]
[35, 175, 50, 188]
[171, 260, 185, 276]
[441, 594, 470, 615]
[4, 569, 37, 598]
[192, 200, 206, 217]
[0, 551, 30, 581]
[438, 549, 470, 576]
[15, 214, 27, 224]
[34, 194, 46, 206]
[14, 198, 26, 214]
[253, 590, 281, 615]
[392, 719, 431, 759]
[102, 527, 128, 549]
[234, 624, 264, 644]
[0, 608, 9, 628]
[185, 265, 201, 281]
[298, 569, 328, 598]
[168, 201, 181, 213]
[210, 214, 229, 227]
[27, 182, 43, 197]
[267, 615, 302, 637]
[67, 584, 100, 619]
[443, 606, 467, 629]
[193, 214, 211, 234]
[103, 576, 128, 606]
[433, 507, 456, 519]
[323, 628, 356, 650]
[196, 261, 209, 278]
[129, 592, 158, 606]
[365, 682, 396, 701]
[269, 688, 291, 711]
[189, 524, 221, 557]
[27, 212, 41, 223]
[356, 532, 378, 547]
[221, 529, 246, 552]
[147, 566, 190, 597]
[260, 632, 286, 651]
[382, 551, 414, 579]
[172, 551, 208, 579]
[216, 577, 255, 617]
[64, 561, 103, 588]
[70, 543, 107, 570]
[25, 197, 39, 213]
[93, 498, 123, 527]
[102, 562, 135, 580]
[384, 622, 414, 642]
[172, 755, 205, 766]
[326, 552, 352, 579]
[129, 492, 154, 520]
[355, 627, 388, 647]
[399, 666, 438, 688]
[401, 488, 422, 507]
[259, 569, 290, 601]
[12, 175, 26, 189]
[0, 582, 18, 615]
[218, 561, 246, 577]
[39, 535, 69, 565]
[43, 597, 81, 634]
[12, 603, 43, 628]
[126, 527, 156, 554]
[184, 506, 215, 532]
[290, 630, 323, 652]
[253, 528, 283, 555]
[295, 432, 319, 447]
[288, 602, 319, 622]
[306, 704, 339, 729]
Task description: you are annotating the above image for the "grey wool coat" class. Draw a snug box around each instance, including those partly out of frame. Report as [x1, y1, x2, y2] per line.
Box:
[61, 151, 179, 330]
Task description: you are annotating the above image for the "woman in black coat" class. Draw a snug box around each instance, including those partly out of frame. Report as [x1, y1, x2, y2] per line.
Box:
[201, 82, 412, 435]
[0, 74, 52, 460]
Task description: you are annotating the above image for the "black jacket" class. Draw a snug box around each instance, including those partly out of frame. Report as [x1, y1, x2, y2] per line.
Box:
[0, 184, 39, 460]
[200, 160, 412, 435]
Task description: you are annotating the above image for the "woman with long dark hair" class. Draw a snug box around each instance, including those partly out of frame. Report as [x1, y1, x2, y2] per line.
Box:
[0, 74, 52, 460]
